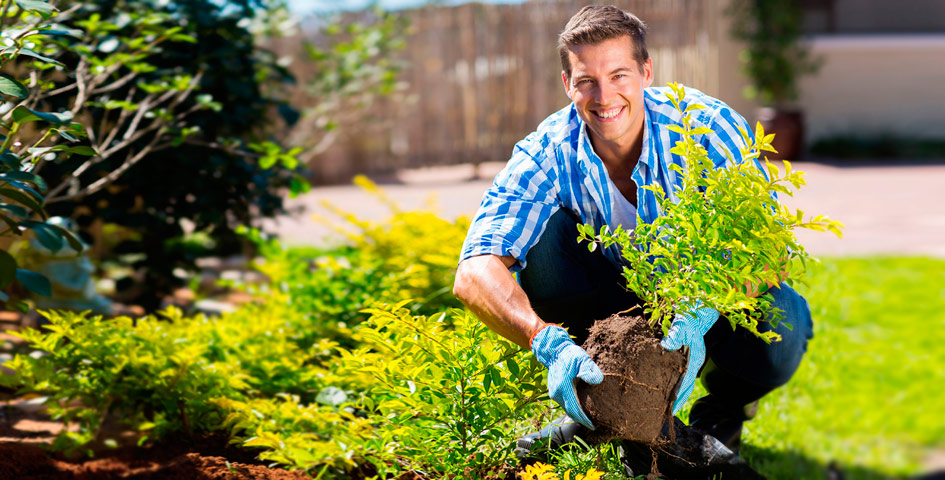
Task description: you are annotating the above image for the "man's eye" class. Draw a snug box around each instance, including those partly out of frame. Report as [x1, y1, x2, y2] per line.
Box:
[576, 79, 592, 85]
[613, 74, 627, 80]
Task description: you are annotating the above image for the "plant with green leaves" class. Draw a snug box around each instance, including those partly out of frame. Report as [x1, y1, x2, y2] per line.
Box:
[578, 83, 842, 341]
[337, 301, 549, 479]
[238, 175, 468, 347]
[0, 0, 88, 310]
[0, 299, 357, 455]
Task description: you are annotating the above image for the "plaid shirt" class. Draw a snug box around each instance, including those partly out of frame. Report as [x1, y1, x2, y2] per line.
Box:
[460, 86, 761, 271]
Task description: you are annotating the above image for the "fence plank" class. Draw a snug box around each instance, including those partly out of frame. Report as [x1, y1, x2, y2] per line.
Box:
[296, 0, 717, 183]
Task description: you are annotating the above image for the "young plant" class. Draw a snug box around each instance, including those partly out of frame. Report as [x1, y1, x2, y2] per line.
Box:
[339, 301, 550, 479]
[579, 83, 842, 342]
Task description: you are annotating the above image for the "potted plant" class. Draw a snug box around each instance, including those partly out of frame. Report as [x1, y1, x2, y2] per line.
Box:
[727, 0, 821, 161]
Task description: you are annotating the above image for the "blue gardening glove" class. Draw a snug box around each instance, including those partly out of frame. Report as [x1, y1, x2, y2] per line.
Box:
[661, 306, 720, 415]
[531, 325, 603, 429]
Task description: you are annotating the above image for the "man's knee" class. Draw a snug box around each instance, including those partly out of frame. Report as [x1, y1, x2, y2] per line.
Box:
[707, 283, 814, 390]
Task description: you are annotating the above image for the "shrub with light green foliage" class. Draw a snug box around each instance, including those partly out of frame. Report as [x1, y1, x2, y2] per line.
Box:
[241, 175, 469, 347]
[339, 301, 549, 479]
[0, 301, 355, 455]
[580, 83, 842, 341]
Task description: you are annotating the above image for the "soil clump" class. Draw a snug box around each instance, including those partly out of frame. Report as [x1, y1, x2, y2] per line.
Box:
[577, 314, 686, 444]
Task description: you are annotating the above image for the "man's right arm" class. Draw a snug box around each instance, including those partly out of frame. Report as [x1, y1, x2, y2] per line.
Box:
[452, 254, 547, 349]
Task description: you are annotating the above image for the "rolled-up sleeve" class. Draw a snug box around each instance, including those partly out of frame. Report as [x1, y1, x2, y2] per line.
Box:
[460, 145, 561, 272]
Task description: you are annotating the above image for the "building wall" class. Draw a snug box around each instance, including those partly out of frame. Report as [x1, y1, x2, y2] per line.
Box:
[798, 34, 945, 142]
[712, 0, 945, 146]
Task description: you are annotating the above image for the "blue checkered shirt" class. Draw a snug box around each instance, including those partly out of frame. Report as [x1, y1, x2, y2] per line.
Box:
[460, 86, 763, 272]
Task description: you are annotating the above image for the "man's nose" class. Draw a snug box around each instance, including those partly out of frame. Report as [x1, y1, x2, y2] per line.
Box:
[596, 81, 616, 105]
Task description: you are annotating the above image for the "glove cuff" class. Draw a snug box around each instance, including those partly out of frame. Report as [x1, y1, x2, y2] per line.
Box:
[530, 324, 570, 368]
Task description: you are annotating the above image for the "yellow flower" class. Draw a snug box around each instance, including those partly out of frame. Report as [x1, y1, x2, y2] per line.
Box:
[519, 462, 559, 480]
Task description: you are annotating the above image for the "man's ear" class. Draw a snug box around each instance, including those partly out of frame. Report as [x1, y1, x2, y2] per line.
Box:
[642, 57, 654, 88]
[561, 70, 571, 100]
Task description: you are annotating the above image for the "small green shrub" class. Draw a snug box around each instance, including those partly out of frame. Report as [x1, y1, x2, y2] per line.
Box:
[579, 83, 842, 341]
[0, 301, 359, 454]
[339, 301, 549, 479]
[242, 175, 470, 347]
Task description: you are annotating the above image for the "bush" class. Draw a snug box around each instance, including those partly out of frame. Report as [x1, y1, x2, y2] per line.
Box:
[243, 175, 469, 347]
[580, 83, 842, 340]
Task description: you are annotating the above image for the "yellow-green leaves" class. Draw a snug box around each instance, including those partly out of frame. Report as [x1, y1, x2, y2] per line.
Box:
[336, 303, 548, 478]
[580, 83, 843, 340]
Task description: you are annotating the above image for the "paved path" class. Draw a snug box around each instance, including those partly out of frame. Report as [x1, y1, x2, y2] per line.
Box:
[263, 161, 945, 258]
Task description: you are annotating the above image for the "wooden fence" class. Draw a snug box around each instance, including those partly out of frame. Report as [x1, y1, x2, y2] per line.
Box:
[294, 0, 721, 183]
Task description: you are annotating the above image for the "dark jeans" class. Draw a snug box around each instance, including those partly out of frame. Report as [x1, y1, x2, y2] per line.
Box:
[519, 209, 814, 431]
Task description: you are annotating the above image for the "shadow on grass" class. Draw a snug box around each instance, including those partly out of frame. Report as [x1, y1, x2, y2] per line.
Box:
[742, 443, 921, 480]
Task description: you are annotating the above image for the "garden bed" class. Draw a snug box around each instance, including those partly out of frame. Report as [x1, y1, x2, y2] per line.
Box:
[0, 404, 309, 480]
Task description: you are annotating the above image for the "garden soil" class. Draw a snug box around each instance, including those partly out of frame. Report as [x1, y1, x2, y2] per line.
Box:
[0, 404, 310, 480]
[577, 314, 686, 444]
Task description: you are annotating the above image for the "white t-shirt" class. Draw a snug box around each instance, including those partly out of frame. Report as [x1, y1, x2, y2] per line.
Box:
[609, 183, 638, 231]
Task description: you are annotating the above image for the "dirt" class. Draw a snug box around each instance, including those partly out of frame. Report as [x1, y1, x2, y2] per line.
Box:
[577, 314, 687, 444]
[0, 404, 311, 480]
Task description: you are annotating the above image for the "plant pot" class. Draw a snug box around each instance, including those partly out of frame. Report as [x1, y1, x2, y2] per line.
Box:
[576, 315, 686, 444]
[756, 107, 805, 161]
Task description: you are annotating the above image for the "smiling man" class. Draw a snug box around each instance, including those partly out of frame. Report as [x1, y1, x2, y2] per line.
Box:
[452, 5, 814, 458]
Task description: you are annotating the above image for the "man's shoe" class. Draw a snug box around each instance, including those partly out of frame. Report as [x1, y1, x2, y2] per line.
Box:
[620, 417, 767, 479]
[514, 416, 589, 460]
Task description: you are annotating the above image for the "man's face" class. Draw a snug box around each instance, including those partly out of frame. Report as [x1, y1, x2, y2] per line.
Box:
[562, 36, 653, 151]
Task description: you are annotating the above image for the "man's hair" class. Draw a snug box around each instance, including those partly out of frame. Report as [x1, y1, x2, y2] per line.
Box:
[558, 5, 649, 79]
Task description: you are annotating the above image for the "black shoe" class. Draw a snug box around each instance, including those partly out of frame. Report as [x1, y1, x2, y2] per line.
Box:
[514, 416, 590, 461]
[620, 417, 767, 479]
[689, 397, 758, 453]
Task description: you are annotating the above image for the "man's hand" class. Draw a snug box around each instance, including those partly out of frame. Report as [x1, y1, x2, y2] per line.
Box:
[531, 324, 603, 429]
[661, 306, 719, 415]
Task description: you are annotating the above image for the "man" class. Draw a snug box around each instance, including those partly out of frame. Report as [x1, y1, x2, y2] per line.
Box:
[452, 6, 813, 454]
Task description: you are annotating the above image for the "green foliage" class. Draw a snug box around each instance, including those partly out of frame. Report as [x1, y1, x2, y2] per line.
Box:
[0, 300, 354, 455]
[579, 83, 842, 341]
[810, 135, 945, 159]
[288, 9, 408, 159]
[739, 257, 945, 479]
[0, 0, 86, 308]
[338, 301, 548, 478]
[243, 175, 468, 346]
[548, 439, 636, 479]
[727, 0, 821, 106]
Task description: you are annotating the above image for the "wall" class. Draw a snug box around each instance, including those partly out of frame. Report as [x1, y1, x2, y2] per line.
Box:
[798, 34, 945, 142]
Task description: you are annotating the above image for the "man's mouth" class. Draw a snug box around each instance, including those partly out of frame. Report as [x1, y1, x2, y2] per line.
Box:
[592, 106, 625, 121]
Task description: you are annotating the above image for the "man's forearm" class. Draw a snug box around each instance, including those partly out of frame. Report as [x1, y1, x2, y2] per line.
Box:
[453, 254, 546, 349]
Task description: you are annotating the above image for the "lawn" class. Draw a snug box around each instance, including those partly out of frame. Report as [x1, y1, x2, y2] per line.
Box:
[679, 257, 945, 480]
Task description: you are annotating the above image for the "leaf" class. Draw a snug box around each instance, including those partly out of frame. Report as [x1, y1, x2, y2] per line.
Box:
[14, 48, 63, 66]
[0, 74, 28, 98]
[20, 220, 63, 251]
[0, 171, 47, 192]
[0, 188, 45, 215]
[16, 268, 51, 297]
[11, 106, 72, 125]
[0, 250, 16, 288]
[13, 0, 57, 15]
[689, 127, 714, 135]
[0, 203, 28, 217]
[49, 224, 84, 252]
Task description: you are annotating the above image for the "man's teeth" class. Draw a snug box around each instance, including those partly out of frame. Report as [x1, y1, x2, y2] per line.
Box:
[597, 108, 621, 118]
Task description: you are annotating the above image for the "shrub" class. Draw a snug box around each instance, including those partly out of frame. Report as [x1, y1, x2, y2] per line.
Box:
[339, 301, 549, 478]
[0, 300, 360, 454]
[579, 83, 842, 341]
[243, 175, 469, 347]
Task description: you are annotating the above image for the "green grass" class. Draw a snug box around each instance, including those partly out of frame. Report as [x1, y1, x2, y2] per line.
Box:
[680, 257, 945, 479]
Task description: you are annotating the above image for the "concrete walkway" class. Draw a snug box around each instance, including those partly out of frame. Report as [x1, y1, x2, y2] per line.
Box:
[263, 160, 945, 258]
